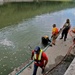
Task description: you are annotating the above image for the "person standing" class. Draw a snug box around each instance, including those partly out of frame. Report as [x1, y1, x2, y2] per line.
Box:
[31, 46, 48, 75]
[51, 24, 59, 45]
[60, 19, 71, 41]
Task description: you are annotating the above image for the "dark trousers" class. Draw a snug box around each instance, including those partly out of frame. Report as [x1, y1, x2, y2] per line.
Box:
[33, 64, 43, 75]
[61, 31, 68, 40]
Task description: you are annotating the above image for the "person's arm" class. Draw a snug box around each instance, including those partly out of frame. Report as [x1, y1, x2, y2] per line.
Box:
[31, 50, 34, 60]
[69, 23, 71, 29]
[42, 53, 48, 70]
[63, 23, 66, 28]
[44, 53, 48, 67]
[44, 59, 48, 67]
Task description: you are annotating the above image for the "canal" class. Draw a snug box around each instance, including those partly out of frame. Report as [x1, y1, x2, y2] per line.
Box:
[0, 8, 75, 75]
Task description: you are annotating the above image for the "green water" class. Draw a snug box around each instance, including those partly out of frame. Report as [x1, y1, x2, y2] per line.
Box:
[0, 8, 75, 75]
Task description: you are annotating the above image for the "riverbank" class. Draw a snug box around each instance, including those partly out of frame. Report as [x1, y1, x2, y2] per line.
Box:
[10, 30, 75, 75]
[0, 1, 75, 29]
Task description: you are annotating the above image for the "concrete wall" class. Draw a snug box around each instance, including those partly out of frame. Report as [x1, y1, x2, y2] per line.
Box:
[3, 0, 34, 2]
[0, 0, 34, 5]
[0, 0, 73, 5]
[0, 0, 3, 5]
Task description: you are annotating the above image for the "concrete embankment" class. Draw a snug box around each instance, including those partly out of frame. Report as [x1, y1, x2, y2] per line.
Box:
[9, 31, 75, 75]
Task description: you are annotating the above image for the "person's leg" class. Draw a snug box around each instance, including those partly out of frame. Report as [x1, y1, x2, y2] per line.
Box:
[53, 39, 56, 45]
[33, 64, 38, 75]
[64, 32, 68, 41]
[52, 38, 54, 45]
[60, 31, 64, 39]
[52, 36, 56, 45]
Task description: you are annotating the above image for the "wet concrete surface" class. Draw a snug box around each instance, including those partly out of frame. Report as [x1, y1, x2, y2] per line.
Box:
[47, 54, 75, 75]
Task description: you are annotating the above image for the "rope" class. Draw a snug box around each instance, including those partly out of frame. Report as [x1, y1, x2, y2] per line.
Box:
[43, 55, 67, 75]
[44, 25, 72, 75]
[16, 25, 66, 75]
[16, 45, 49, 75]
[49, 26, 64, 45]
[42, 26, 66, 75]
[69, 30, 74, 39]
[16, 60, 33, 75]
[43, 43, 74, 75]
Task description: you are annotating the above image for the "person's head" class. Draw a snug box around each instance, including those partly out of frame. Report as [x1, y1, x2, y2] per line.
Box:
[34, 46, 40, 54]
[53, 24, 56, 28]
[66, 19, 70, 23]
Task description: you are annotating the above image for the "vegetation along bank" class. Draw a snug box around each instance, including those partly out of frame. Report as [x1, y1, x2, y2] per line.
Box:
[0, 1, 75, 29]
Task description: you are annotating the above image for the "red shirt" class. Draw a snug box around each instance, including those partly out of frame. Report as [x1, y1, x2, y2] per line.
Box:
[32, 50, 48, 66]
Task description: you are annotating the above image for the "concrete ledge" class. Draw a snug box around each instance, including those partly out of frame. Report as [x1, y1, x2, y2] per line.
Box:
[64, 57, 75, 75]
[0, 0, 4, 5]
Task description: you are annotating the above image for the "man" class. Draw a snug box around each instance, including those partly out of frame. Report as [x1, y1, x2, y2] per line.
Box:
[60, 19, 71, 41]
[51, 24, 59, 45]
[31, 46, 48, 75]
